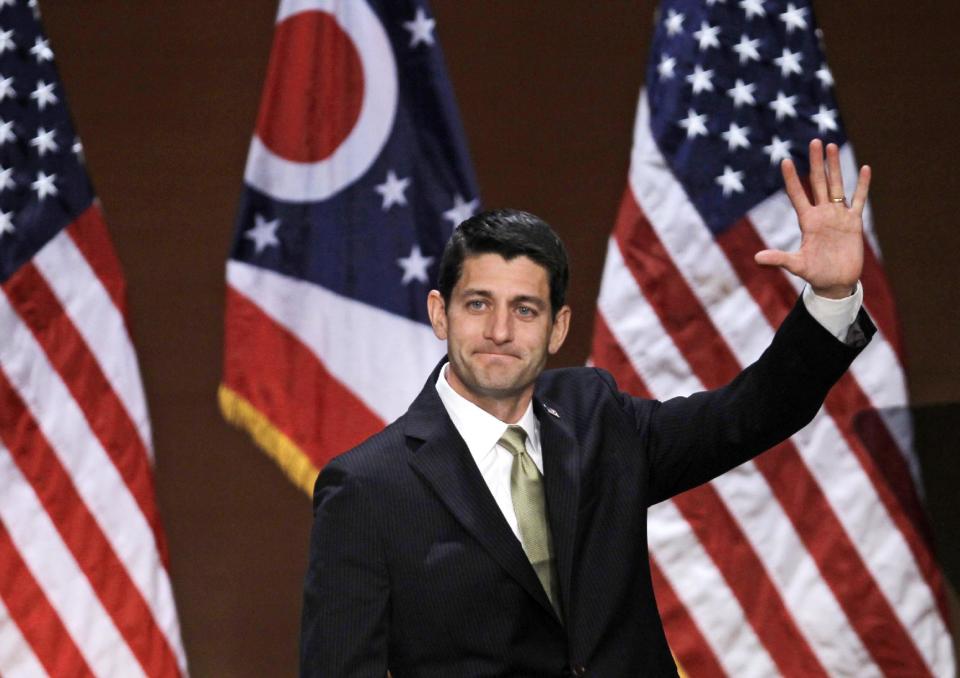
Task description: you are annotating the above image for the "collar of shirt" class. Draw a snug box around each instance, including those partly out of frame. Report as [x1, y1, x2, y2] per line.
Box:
[434, 363, 543, 473]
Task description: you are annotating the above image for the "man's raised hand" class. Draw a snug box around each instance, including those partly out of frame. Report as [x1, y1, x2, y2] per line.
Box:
[754, 139, 870, 299]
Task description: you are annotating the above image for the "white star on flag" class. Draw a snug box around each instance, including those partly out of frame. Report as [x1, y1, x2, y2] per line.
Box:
[30, 35, 52, 63]
[810, 105, 839, 133]
[678, 109, 709, 139]
[657, 55, 677, 80]
[0, 75, 13, 102]
[31, 170, 57, 200]
[0, 118, 16, 144]
[0, 165, 14, 192]
[397, 244, 434, 285]
[732, 34, 761, 64]
[763, 135, 793, 164]
[715, 165, 745, 196]
[779, 4, 808, 33]
[443, 193, 479, 227]
[774, 48, 803, 77]
[693, 22, 721, 51]
[816, 64, 834, 89]
[665, 9, 685, 36]
[0, 29, 13, 55]
[245, 214, 281, 254]
[0, 209, 12, 236]
[721, 122, 751, 151]
[375, 170, 411, 210]
[727, 79, 756, 107]
[403, 8, 436, 48]
[30, 80, 57, 110]
[72, 136, 84, 162]
[686, 65, 715, 94]
[769, 91, 798, 120]
[30, 127, 58, 156]
[739, 0, 766, 19]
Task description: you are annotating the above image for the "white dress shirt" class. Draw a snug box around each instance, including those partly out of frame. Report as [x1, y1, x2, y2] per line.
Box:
[802, 281, 862, 342]
[435, 364, 543, 540]
[434, 286, 862, 538]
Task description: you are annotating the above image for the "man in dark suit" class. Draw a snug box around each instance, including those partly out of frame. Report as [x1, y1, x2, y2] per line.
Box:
[300, 140, 874, 676]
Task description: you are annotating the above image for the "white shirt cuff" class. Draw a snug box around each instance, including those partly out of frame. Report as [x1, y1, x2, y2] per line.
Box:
[801, 281, 863, 342]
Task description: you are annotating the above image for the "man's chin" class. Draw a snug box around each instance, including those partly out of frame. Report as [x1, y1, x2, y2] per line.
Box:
[447, 358, 540, 404]
[470, 370, 534, 400]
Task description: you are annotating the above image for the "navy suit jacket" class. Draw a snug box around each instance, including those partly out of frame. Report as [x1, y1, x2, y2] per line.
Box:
[300, 299, 874, 677]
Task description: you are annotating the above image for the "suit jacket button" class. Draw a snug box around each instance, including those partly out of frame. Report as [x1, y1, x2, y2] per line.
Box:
[571, 665, 586, 676]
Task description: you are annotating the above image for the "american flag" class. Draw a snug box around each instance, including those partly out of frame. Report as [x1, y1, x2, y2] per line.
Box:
[220, 0, 479, 493]
[0, 2, 187, 677]
[589, 1, 954, 675]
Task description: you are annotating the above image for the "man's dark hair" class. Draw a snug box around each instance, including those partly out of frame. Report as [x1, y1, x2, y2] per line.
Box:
[436, 208, 569, 317]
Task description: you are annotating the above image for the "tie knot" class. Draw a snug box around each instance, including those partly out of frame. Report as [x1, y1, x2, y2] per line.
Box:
[498, 425, 527, 457]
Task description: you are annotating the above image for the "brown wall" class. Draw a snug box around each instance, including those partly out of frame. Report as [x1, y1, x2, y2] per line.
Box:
[41, 2, 960, 676]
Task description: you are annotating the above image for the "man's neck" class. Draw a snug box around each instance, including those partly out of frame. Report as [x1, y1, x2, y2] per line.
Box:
[443, 365, 533, 424]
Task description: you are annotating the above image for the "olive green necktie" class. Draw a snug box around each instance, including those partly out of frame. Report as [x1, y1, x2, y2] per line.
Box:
[499, 425, 560, 616]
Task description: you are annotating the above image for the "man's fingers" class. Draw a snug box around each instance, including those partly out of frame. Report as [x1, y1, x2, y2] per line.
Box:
[808, 138, 828, 203]
[780, 158, 809, 212]
[825, 143, 845, 203]
[851, 165, 871, 214]
[755, 248, 802, 276]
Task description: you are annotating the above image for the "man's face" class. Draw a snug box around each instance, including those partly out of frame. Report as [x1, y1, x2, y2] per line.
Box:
[427, 253, 570, 412]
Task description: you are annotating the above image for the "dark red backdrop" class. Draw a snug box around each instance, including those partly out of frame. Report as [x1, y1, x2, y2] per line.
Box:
[40, 2, 960, 675]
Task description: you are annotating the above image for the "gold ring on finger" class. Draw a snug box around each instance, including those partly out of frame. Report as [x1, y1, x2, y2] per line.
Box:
[830, 196, 845, 203]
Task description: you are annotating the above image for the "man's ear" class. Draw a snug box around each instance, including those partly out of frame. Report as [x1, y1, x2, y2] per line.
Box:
[427, 290, 448, 341]
[547, 305, 571, 355]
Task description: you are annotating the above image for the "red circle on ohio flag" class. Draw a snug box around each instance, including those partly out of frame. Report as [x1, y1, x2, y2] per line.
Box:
[255, 10, 364, 163]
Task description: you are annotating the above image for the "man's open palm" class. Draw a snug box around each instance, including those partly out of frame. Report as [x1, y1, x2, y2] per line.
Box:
[755, 139, 871, 299]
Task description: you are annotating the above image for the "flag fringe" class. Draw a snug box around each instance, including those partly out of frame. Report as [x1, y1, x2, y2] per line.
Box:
[217, 384, 318, 496]
[674, 655, 688, 678]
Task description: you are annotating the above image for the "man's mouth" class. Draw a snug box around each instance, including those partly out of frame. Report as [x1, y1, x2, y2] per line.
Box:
[474, 350, 519, 359]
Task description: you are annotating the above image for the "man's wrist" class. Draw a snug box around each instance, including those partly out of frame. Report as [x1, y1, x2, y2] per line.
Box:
[810, 283, 858, 300]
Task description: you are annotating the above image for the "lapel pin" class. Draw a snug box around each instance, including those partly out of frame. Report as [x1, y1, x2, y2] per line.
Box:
[545, 405, 560, 419]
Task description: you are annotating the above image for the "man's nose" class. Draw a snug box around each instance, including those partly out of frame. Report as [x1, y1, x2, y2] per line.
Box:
[484, 306, 513, 344]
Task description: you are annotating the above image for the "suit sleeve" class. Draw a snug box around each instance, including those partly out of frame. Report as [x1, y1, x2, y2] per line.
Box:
[300, 458, 389, 677]
[609, 297, 876, 506]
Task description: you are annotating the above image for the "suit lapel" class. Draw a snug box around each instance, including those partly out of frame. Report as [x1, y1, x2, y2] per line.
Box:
[536, 396, 581, 619]
[404, 365, 560, 622]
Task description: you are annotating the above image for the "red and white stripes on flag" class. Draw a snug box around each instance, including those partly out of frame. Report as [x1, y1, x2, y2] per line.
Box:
[0, 206, 187, 677]
[589, 90, 955, 676]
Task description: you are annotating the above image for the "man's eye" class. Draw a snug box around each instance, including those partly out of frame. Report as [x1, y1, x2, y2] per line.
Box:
[517, 305, 534, 316]
[468, 300, 485, 310]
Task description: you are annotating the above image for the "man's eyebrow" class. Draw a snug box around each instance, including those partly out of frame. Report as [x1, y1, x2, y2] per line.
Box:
[511, 295, 546, 309]
[460, 288, 493, 298]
